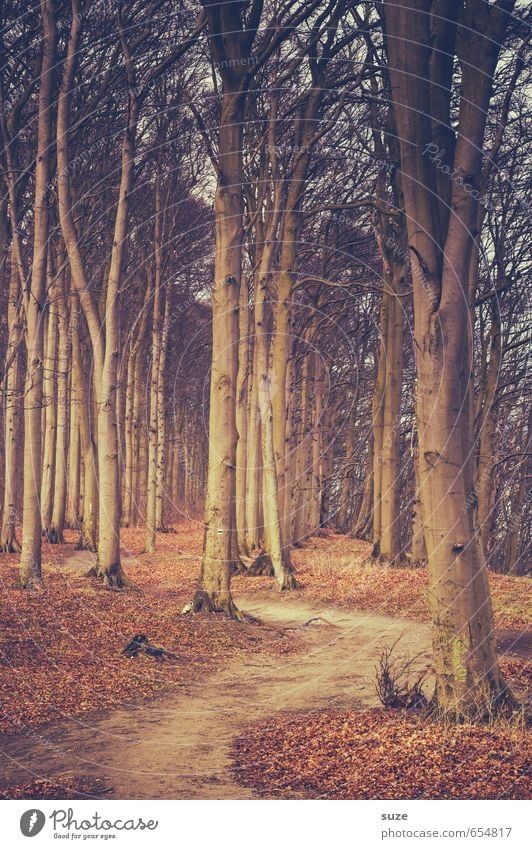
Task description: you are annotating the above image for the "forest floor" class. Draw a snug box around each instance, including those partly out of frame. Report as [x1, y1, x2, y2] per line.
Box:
[0, 519, 530, 799]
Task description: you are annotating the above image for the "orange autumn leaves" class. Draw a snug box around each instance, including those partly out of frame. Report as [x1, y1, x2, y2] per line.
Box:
[0, 522, 529, 734]
[235, 528, 530, 632]
[234, 709, 531, 800]
[0, 524, 291, 733]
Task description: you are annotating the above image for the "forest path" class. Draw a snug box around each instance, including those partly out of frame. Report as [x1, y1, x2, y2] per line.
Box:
[0, 551, 432, 799]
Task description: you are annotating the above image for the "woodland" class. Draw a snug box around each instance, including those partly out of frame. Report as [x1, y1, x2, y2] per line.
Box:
[0, 0, 530, 801]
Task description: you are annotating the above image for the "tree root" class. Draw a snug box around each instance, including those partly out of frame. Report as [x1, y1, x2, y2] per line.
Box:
[376, 554, 409, 568]
[75, 534, 97, 552]
[85, 563, 142, 592]
[19, 575, 45, 591]
[405, 554, 427, 569]
[367, 544, 409, 569]
[241, 551, 301, 590]
[427, 684, 522, 725]
[0, 537, 21, 554]
[189, 589, 242, 620]
[247, 552, 275, 577]
[282, 616, 334, 632]
[389, 553, 408, 568]
[350, 518, 373, 541]
[45, 525, 64, 544]
[122, 634, 177, 660]
[276, 569, 301, 590]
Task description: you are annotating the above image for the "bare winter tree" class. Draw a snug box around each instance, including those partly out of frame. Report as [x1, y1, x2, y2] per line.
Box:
[383, 0, 519, 719]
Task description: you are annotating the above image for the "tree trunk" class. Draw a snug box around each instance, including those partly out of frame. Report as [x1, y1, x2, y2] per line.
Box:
[171, 421, 181, 510]
[122, 343, 136, 527]
[138, 420, 148, 526]
[49, 262, 70, 543]
[371, 306, 388, 555]
[378, 264, 406, 564]
[352, 431, 374, 540]
[57, 4, 137, 585]
[293, 351, 312, 543]
[320, 398, 337, 528]
[338, 402, 356, 533]
[410, 431, 427, 565]
[94, 126, 135, 584]
[309, 353, 324, 534]
[131, 302, 150, 525]
[193, 86, 245, 617]
[65, 339, 80, 531]
[156, 283, 170, 531]
[476, 302, 501, 546]
[1, 260, 22, 552]
[384, 0, 515, 719]
[235, 273, 250, 560]
[146, 179, 163, 553]
[271, 85, 324, 553]
[40, 254, 58, 539]
[245, 336, 262, 554]
[71, 304, 98, 552]
[19, 0, 56, 589]
[254, 259, 298, 588]
[501, 407, 531, 575]
[271, 269, 294, 554]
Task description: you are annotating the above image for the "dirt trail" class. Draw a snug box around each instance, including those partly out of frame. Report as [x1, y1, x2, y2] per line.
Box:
[0, 553, 432, 799]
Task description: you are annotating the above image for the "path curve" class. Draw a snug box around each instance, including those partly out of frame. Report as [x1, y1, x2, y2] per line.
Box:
[0, 560, 432, 799]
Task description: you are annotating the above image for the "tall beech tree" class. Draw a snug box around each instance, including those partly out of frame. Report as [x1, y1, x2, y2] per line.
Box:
[57, 0, 138, 586]
[383, 0, 517, 718]
[57, 0, 202, 584]
[192, 0, 322, 615]
[146, 177, 164, 554]
[3, 0, 57, 588]
[191, 0, 260, 616]
[0, 255, 22, 553]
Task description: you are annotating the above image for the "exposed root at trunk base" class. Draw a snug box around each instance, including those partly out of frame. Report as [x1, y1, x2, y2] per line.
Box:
[75, 534, 97, 552]
[277, 570, 302, 591]
[45, 526, 64, 544]
[85, 562, 141, 592]
[427, 685, 521, 725]
[0, 537, 21, 554]
[349, 530, 372, 543]
[156, 525, 176, 534]
[410, 559, 428, 569]
[247, 552, 275, 577]
[190, 589, 242, 620]
[350, 519, 373, 541]
[19, 575, 45, 591]
[232, 548, 263, 573]
[376, 553, 409, 568]
[243, 551, 301, 590]
[405, 552, 428, 568]
[366, 545, 408, 569]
